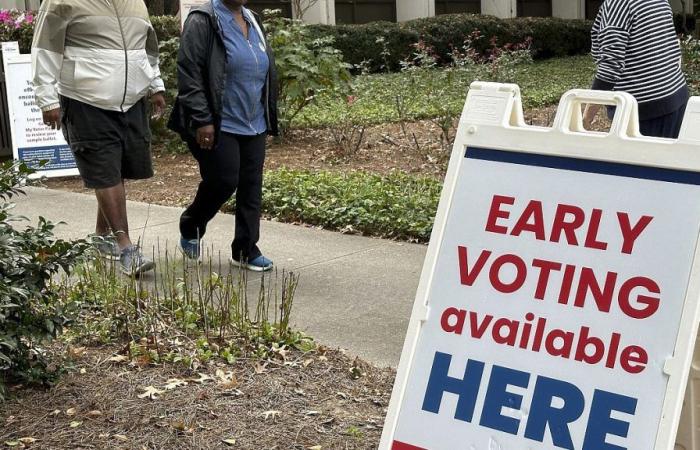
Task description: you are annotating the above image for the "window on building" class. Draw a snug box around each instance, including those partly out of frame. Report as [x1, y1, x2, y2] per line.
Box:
[335, 0, 396, 24]
[517, 0, 552, 16]
[436, 0, 481, 15]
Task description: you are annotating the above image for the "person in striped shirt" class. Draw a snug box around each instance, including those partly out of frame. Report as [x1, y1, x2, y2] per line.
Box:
[583, 0, 689, 138]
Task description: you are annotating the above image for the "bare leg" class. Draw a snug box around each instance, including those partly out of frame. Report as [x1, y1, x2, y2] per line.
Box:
[96, 207, 111, 236]
[94, 182, 132, 250]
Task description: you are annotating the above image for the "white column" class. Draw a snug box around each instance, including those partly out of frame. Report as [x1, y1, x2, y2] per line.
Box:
[0, 0, 25, 9]
[396, 0, 434, 22]
[552, 0, 583, 18]
[669, 0, 693, 14]
[481, 0, 516, 18]
[297, 0, 336, 25]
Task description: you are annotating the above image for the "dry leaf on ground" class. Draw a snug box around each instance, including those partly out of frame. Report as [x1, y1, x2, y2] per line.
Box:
[163, 378, 188, 390]
[137, 386, 165, 400]
[262, 410, 281, 421]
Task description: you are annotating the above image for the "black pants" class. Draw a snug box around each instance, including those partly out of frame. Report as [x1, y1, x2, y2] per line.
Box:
[180, 132, 266, 260]
[639, 102, 687, 139]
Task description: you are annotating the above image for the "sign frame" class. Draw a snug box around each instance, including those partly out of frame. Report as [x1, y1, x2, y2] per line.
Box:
[1, 42, 78, 179]
[379, 82, 700, 449]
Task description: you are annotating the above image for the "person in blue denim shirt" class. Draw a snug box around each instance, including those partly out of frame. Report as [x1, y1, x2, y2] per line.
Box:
[170, 0, 279, 271]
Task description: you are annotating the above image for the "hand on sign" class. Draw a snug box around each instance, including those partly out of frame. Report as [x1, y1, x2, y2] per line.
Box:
[197, 125, 216, 150]
[150, 92, 167, 120]
[583, 104, 601, 130]
[42, 108, 61, 130]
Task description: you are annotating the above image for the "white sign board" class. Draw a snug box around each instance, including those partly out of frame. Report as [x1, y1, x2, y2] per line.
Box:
[179, 0, 208, 30]
[381, 83, 700, 450]
[2, 43, 78, 178]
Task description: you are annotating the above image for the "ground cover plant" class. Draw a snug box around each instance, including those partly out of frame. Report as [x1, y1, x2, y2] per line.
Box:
[226, 169, 442, 243]
[1, 252, 392, 448]
[296, 55, 596, 128]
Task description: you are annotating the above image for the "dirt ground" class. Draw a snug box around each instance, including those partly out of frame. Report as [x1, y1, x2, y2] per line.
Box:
[42, 107, 561, 208]
[3, 106, 577, 449]
[0, 344, 394, 449]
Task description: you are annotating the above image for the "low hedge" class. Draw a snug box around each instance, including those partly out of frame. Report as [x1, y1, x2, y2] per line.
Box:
[225, 169, 442, 243]
[306, 13, 695, 73]
[308, 14, 593, 72]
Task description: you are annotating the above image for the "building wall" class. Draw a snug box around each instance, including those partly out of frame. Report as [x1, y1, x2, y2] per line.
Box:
[298, 0, 336, 23]
[0, 0, 39, 9]
[552, 0, 582, 18]
[396, 0, 434, 21]
[300, 0, 695, 24]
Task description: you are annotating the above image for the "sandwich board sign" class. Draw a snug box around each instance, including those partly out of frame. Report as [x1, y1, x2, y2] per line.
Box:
[380, 82, 700, 450]
[1, 42, 78, 179]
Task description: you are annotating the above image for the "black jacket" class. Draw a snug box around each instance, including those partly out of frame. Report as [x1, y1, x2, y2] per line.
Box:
[167, 2, 279, 141]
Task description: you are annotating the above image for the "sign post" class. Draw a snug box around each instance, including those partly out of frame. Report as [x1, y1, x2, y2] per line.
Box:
[1, 42, 78, 178]
[381, 83, 700, 449]
[179, 0, 208, 29]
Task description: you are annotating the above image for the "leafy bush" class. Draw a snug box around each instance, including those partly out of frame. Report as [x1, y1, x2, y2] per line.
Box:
[226, 169, 442, 242]
[309, 14, 592, 73]
[308, 21, 419, 73]
[264, 13, 352, 136]
[0, 9, 35, 52]
[0, 163, 89, 399]
[682, 36, 700, 96]
[150, 37, 188, 153]
[150, 14, 180, 42]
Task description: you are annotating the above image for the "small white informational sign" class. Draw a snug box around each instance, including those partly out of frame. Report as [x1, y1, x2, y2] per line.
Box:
[380, 83, 700, 450]
[179, 0, 208, 30]
[1, 42, 78, 178]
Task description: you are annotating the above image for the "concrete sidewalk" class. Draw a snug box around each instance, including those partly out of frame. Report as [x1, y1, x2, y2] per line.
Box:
[12, 187, 427, 368]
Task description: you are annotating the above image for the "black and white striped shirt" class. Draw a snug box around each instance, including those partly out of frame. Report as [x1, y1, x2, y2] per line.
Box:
[591, 0, 688, 120]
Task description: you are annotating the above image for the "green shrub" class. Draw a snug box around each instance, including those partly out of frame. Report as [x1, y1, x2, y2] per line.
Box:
[265, 14, 352, 136]
[308, 21, 419, 73]
[308, 14, 592, 73]
[226, 169, 442, 242]
[0, 162, 89, 399]
[150, 15, 180, 42]
[682, 36, 700, 96]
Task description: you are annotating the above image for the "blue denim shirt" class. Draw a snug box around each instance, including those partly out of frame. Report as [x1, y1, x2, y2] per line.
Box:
[214, 1, 269, 135]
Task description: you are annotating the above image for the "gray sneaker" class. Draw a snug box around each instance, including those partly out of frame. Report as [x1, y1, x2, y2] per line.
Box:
[119, 245, 155, 276]
[91, 234, 120, 260]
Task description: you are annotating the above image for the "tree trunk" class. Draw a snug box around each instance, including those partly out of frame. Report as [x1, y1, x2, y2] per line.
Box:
[144, 0, 165, 16]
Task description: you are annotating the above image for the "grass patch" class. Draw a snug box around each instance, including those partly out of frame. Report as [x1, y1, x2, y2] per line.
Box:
[227, 169, 442, 243]
[297, 55, 596, 128]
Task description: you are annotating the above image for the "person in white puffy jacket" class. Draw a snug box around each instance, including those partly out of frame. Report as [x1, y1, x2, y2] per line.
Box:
[31, 0, 167, 276]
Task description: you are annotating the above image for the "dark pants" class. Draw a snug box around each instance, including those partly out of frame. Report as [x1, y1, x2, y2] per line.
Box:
[180, 132, 267, 260]
[639, 102, 687, 139]
[61, 95, 153, 189]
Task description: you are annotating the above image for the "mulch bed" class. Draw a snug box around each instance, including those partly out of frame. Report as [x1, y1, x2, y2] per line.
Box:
[5, 105, 593, 449]
[1, 345, 394, 449]
[42, 107, 561, 208]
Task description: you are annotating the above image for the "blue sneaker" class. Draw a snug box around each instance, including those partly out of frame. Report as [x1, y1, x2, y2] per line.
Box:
[230, 255, 273, 272]
[179, 237, 201, 260]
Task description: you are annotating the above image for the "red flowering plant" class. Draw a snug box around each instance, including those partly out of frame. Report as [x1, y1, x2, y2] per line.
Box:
[0, 9, 35, 53]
